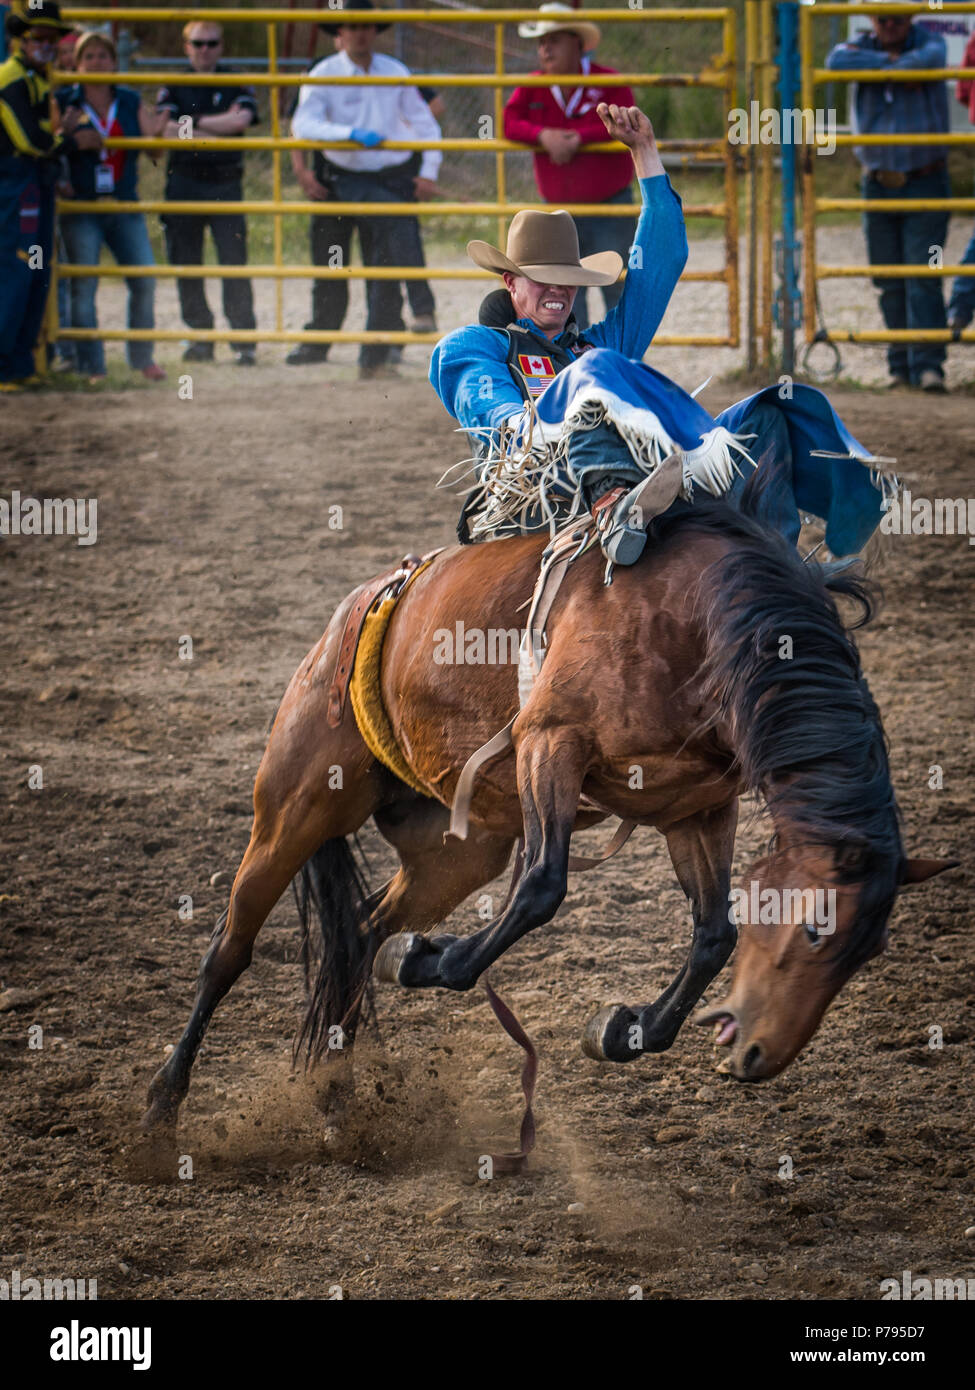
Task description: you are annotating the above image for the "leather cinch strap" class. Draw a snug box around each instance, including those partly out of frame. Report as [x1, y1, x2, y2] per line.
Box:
[477, 810, 634, 1176]
[567, 817, 637, 872]
[482, 976, 537, 1174]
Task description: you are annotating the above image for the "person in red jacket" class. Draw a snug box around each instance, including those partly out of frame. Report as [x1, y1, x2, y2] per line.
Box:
[947, 32, 975, 335]
[504, 3, 637, 330]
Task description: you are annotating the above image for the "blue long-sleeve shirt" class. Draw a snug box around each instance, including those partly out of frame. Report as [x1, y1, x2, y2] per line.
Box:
[825, 24, 948, 172]
[430, 173, 687, 438]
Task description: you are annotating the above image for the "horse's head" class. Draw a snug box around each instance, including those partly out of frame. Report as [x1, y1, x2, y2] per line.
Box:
[695, 843, 957, 1081]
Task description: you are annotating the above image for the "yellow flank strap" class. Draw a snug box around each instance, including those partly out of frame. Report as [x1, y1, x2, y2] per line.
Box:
[348, 562, 434, 798]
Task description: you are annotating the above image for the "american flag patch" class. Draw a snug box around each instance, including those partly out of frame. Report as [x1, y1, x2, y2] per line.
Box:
[517, 353, 557, 396]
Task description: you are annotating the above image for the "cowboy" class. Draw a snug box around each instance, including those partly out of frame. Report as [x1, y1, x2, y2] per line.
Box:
[433, 103, 690, 564]
[431, 103, 893, 569]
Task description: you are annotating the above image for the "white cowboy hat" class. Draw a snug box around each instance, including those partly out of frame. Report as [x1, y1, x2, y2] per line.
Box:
[517, 3, 601, 54]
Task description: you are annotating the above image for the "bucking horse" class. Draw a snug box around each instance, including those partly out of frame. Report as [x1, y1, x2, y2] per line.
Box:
[143, 474, 956, 1133]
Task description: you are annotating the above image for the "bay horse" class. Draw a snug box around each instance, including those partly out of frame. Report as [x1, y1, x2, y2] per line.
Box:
[143, 480, 955, 1131]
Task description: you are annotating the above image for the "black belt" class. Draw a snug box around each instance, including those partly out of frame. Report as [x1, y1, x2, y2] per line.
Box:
[321, 158, 412, 177]
[868, 159, 945, 189]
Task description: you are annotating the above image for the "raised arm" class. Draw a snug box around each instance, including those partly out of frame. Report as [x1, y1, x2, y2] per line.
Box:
[570, 85, 636, 145]
[583, 105, 687, 357]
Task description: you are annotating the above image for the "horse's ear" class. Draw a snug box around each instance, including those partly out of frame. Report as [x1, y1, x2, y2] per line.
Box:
[899, 857, 960, 887]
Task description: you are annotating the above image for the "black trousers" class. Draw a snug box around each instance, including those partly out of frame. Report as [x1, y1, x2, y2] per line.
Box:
[162, 169, 256, 347]
[307, 164, 434, 367]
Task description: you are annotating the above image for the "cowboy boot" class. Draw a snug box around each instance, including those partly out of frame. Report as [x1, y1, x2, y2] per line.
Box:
[589, 454, 686, 565]
[570, 422, 684, 565]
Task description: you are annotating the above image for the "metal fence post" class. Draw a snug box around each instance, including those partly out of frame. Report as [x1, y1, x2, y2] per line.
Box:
[494, 23, 507, 252]
[745, 0, 758, 372]
[777, 0, 800, 375]
[267, 22, 284, 337]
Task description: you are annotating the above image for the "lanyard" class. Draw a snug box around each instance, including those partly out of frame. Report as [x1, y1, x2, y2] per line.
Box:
[82, 98, 117, 161]
[551, 56, 592, 119]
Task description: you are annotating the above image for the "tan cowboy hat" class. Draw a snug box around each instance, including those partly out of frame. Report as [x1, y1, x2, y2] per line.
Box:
[518, 3, 601, 54]
[467, 209, 622, 287]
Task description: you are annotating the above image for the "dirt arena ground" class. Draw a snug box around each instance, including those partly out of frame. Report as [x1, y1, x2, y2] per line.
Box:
[1, 372, 972, 1302]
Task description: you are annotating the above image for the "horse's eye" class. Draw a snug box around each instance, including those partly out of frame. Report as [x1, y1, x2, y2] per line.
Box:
[804, 922, 825, 949]
[838, 845, 866, 872]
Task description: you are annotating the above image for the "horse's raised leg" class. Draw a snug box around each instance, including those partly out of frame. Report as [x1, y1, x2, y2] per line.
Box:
[582, 799, 738, 1062]
[372, 797, 516, 939]
[374, 726, 586, 990]
[143, 674, 385, 1130]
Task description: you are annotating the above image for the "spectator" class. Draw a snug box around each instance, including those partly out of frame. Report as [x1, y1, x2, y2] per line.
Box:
[0, 0, 100, 390]
[827, 6, 950, 393]
[50, 23, 81, 372]
[57, 29, 167, 383]
[287, 0, 442, 378]
[947, 30, 975, 338]
[55, 25, 76, 71]
[290, 28, 440, 339]
[291, 64, 440, 352]
[156, 20, 258, 366]
[504, 3, 637, 332]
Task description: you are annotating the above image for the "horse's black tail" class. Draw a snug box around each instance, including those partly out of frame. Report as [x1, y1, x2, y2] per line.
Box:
[291, 836, 377, 1067]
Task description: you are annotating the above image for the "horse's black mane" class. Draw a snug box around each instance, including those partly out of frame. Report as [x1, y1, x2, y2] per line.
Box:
[647, 465, 903, 967]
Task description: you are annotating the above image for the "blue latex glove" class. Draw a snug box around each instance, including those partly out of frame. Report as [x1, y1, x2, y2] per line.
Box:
[349, 128, 383, 148]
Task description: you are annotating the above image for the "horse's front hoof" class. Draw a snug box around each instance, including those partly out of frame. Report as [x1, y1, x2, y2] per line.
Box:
[373, 932, 459, 989]
[581, 1003, 642, 1063]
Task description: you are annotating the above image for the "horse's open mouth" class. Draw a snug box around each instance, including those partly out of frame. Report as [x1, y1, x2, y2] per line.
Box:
[694, 1006, 738, 1047]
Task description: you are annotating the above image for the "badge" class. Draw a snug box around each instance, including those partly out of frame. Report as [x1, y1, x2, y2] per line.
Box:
[517, 353, 557, 397]
[95, 162, 115, 195]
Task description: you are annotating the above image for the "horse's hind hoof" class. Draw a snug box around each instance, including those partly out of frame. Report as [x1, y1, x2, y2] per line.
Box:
[373, 932, 420, 985]
[141, 1066, 184, 1132]
[141, 1094, 180, 1134]
[581, 1004, 641, 1063]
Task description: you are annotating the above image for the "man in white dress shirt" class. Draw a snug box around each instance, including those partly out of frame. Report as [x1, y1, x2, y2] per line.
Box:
[287, 0, 442, 377]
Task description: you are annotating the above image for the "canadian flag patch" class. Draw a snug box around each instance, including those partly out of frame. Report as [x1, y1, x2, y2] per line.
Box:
[517, 353, 557, 396]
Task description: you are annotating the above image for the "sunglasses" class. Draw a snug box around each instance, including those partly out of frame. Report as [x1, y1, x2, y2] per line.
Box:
[189, 38, 221, 48]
